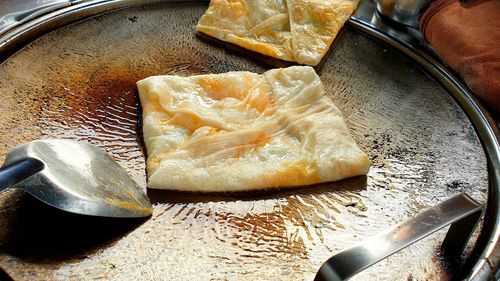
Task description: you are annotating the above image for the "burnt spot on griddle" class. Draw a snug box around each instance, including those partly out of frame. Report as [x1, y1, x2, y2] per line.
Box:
[445, 180, 472, 191]
[38, 69, 147, 188]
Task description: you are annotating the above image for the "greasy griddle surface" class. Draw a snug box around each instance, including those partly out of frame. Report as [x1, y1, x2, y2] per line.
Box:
[0, 2, 488, 280]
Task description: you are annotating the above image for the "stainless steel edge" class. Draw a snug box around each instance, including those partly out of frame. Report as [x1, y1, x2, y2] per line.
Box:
[0, 0, 205, 61]
[0, 0, 150, 61]
[0, 0, 73, 36]
[314, 193, 484, 281]
[350, 2, 500, 279]
[0, 0, 498, 279]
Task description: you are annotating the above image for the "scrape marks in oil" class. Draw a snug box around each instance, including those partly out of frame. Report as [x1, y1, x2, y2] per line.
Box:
[145, 176, 369, 279]
[38, 69, 147, 187]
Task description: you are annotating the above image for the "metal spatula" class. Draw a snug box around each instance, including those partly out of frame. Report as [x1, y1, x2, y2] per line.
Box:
[0, 139, 152, 218]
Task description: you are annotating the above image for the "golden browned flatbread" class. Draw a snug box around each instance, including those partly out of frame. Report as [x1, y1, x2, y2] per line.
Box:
[196, 0, 359, 66]
[137, 66, 370, 192]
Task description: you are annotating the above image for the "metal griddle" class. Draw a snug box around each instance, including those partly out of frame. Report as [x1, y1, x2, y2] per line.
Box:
[0, 1, 498, 280]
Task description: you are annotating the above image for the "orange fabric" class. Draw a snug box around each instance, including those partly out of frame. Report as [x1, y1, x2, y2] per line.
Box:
[420, 0, 500, 112]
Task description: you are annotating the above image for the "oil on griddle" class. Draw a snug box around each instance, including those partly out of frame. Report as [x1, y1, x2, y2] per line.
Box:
[0, 2, 488, 281]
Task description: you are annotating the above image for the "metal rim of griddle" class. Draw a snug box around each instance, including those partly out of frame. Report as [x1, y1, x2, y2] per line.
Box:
[0, 0, 498, 280]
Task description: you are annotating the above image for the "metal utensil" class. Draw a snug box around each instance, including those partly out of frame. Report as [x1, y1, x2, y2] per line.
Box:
[0, 139, 152, 218]
[376, 0, 435, 27]
[0, 0, 72, 36]
[315, 193, 484, 280]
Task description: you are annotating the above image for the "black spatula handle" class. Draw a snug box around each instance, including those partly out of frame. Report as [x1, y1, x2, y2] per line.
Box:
[0, 158, 44, 193]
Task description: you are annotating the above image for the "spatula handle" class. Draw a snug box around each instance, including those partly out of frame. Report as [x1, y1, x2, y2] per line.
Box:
[314, 193, 484, 281]
[0, 158, 44, 193]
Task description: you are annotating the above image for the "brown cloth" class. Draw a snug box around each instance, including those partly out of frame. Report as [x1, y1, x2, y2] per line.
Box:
[420, 0, 500, 112]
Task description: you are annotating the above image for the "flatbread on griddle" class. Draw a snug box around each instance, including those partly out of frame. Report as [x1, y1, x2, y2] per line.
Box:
[137, 66, 370, 192]
[196, 0, 358, 66]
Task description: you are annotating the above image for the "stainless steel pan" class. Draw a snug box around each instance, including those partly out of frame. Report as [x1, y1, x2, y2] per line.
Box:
[0, 1, 498, 280]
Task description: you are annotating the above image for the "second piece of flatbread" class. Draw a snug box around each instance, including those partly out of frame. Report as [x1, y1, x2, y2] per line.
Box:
[196, 0, 359, 66]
